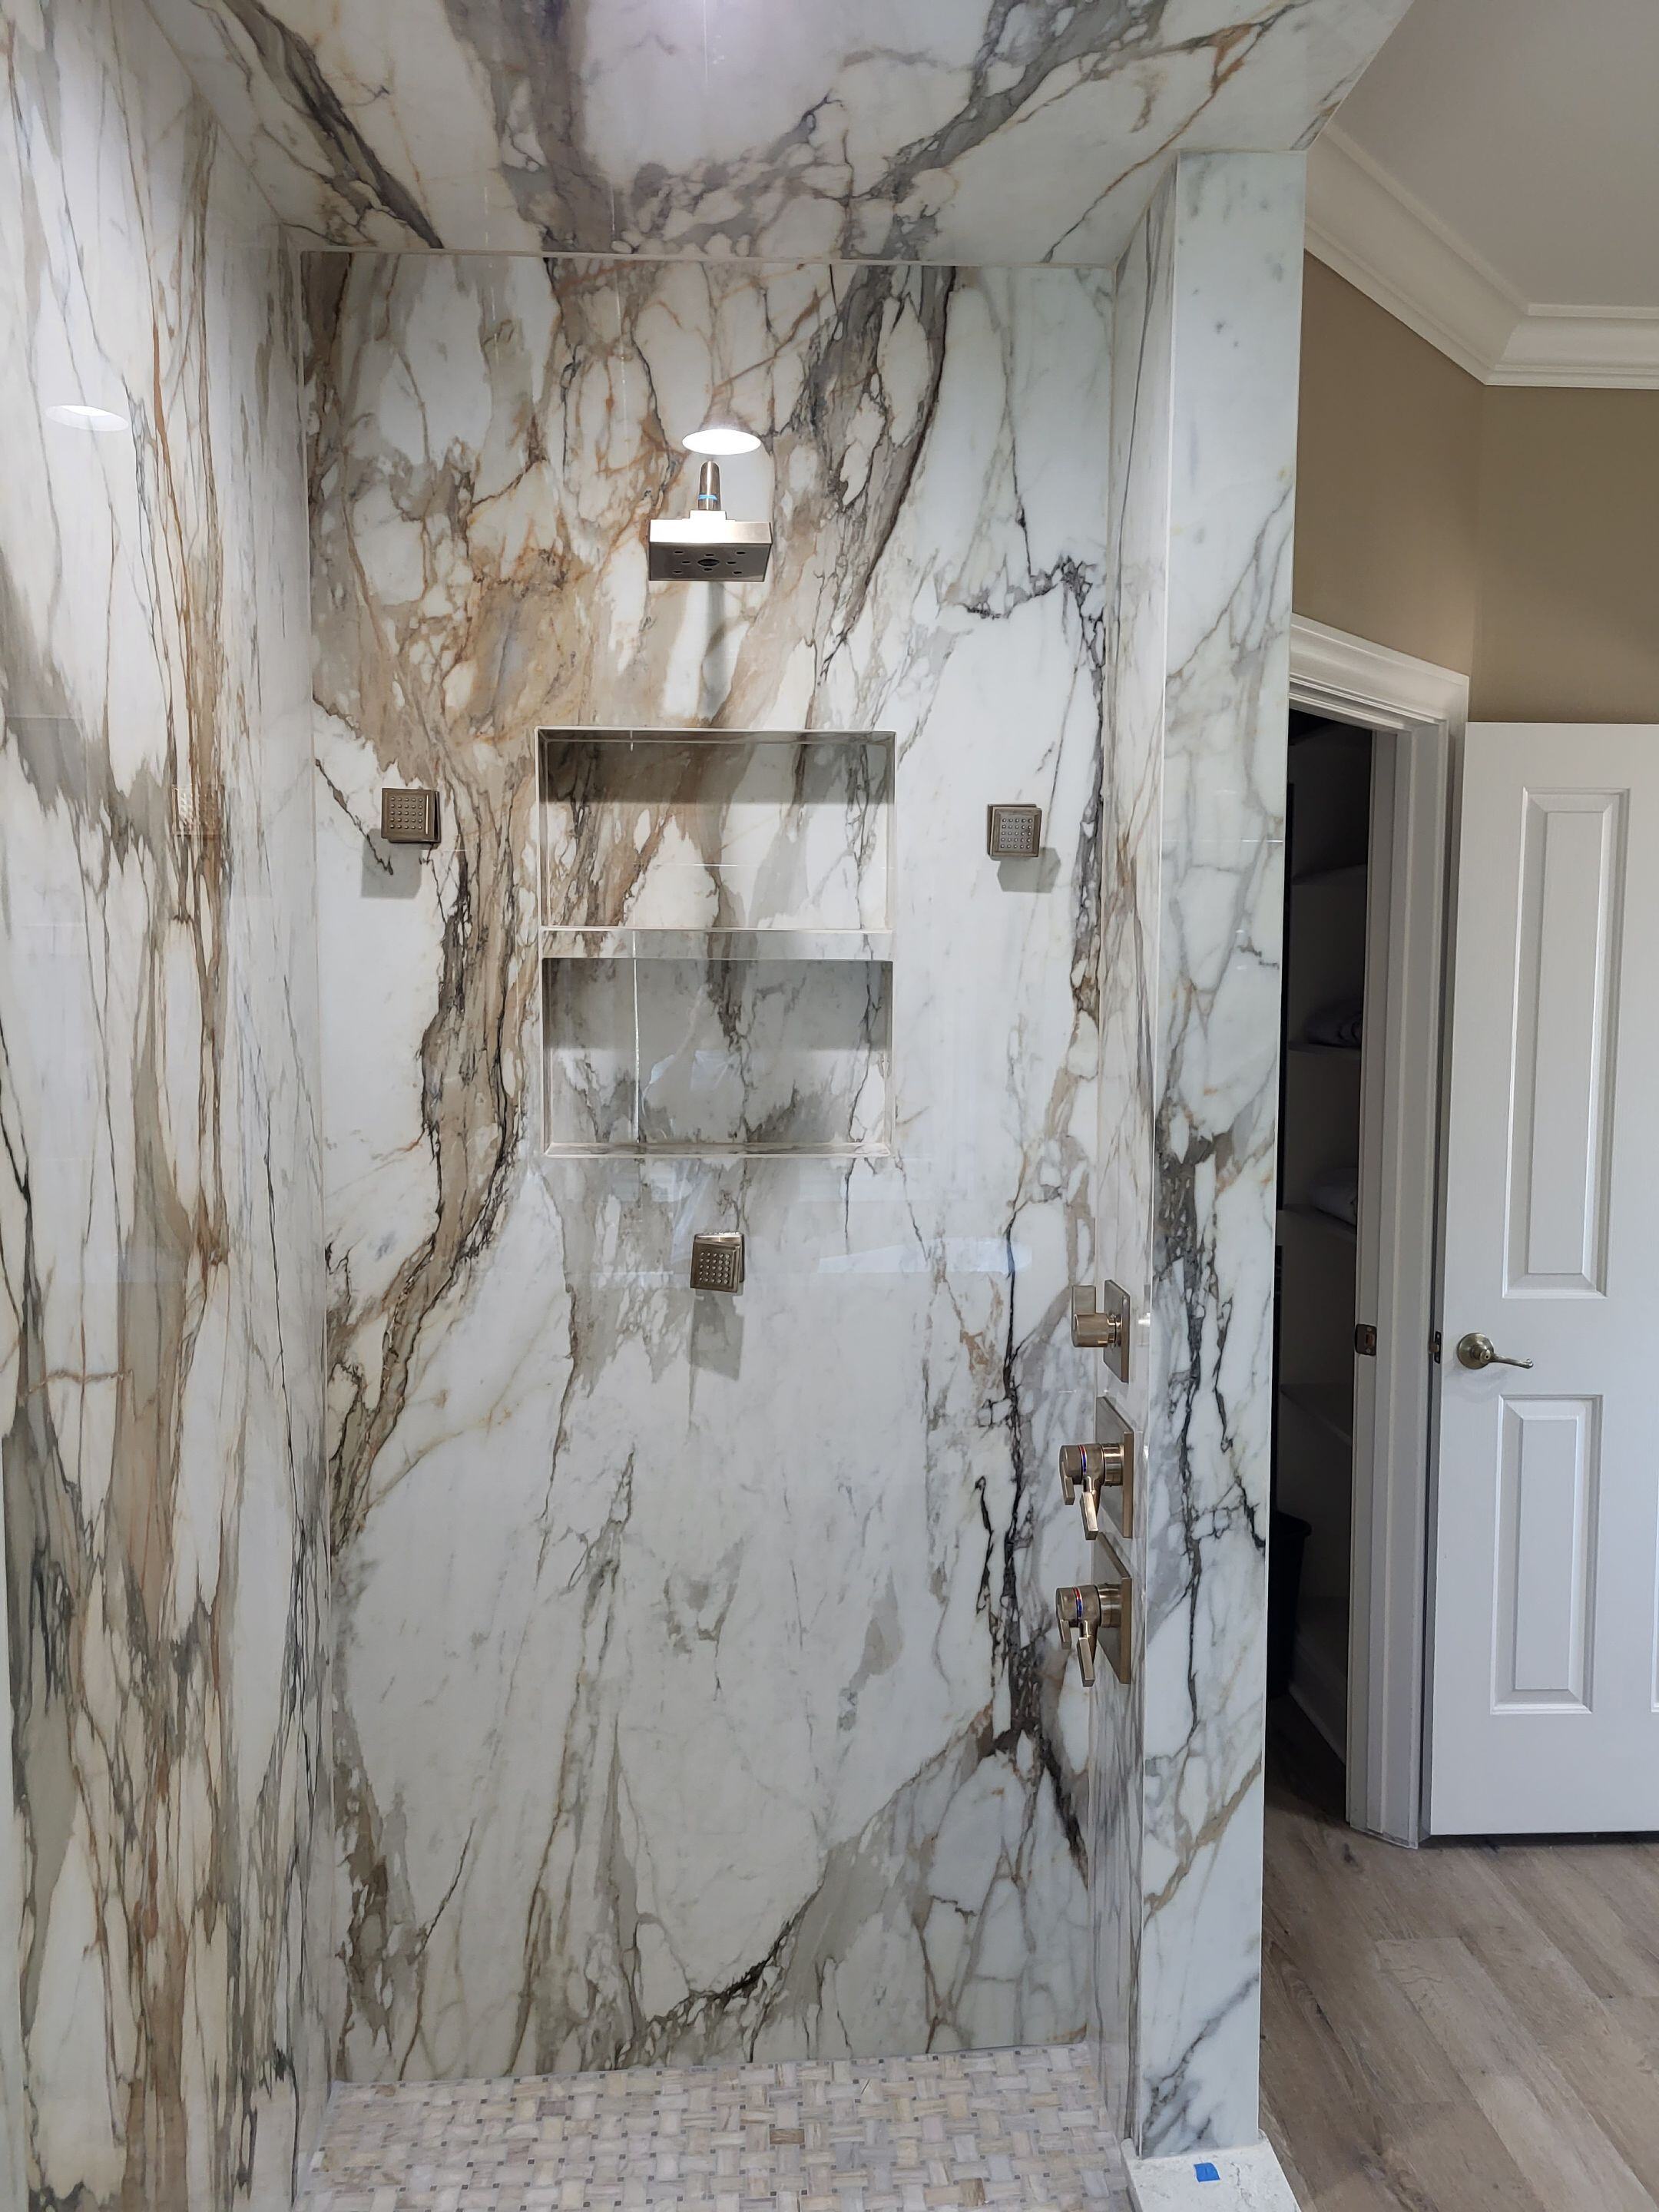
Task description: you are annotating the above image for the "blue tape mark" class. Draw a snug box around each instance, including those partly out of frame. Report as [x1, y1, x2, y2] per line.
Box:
[1194, 2164, 1220, 2184]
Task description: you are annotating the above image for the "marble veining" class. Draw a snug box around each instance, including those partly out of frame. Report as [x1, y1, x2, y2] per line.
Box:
[1089, 154, 1302, 2157]
[311, 252, 1111, 2078]
[542, 954, 893, 1156]
[145, 0, 1409, 261]
[539, 733, 893, 937]
[0, 2, 326, 2205]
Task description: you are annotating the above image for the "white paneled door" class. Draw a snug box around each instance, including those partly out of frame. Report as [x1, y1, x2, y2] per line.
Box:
[1429, 724, 1659, 1835]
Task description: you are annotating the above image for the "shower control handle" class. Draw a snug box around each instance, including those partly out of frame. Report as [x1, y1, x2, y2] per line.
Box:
[1071, 1283, 1132, 1382]
[1055, 1578, 1131, 1688]
[1059, 1442, 1131, 1543]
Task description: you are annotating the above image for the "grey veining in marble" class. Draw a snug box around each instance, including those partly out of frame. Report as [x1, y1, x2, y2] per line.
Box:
[146, 0, 1409, 261]
[310, 250, 1111, 2078]
[0, 2, 327, 2204]
[1089, 152, 1302, 2158]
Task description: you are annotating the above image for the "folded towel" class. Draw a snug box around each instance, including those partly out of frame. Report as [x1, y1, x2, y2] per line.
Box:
[1304, 998, 1363, 1049]
[1309, 1167, 1359, 1227]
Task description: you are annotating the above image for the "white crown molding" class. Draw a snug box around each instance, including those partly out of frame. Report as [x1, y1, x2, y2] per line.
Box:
[1306, 126, 1659, 390]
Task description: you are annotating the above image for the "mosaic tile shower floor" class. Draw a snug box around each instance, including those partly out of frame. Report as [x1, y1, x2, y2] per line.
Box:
[299, 2045, 1130, 2212]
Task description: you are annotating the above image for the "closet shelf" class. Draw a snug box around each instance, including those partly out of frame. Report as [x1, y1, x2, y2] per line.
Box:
[1288, 1038, 1361, 1058]
[1279, 1382, 1354, 1448]
[1291, 859, 1368, 888]
[541, 926, 893, 963]
[1278, 1203, 1357, 1247]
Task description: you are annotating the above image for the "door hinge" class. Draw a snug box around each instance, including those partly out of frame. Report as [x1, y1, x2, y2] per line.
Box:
[1354, 1323, 1378, 1357]
[1430, 1329, 1442, 1364]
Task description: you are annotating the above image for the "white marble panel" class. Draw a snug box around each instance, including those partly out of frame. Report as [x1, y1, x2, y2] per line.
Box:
[146, 0, 1409, 261]
[1091, 153, 1303, 2159]
[312, 252, 1111, 2078]
[0, 2, 326, 2204]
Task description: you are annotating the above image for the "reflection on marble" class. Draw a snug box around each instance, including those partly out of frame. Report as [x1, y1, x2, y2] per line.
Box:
[539, 733, 893, 936]
[311, 251, 1111, 2076]
[1091, 154, 1302, 2158]
[148, 0, 1409, 261]
[0, 2, 326, 2206]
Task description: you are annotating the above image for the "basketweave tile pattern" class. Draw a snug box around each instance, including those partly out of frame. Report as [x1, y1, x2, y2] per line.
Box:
[300, 2046, 1129, 2212]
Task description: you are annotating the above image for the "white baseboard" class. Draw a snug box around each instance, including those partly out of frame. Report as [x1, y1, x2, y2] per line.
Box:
[1127, 2138, 1300, 2212]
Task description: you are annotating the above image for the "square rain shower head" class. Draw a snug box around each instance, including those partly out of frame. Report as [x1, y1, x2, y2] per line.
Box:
[647, 515, 773, 582]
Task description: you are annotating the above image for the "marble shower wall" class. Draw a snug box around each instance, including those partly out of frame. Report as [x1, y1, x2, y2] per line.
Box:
[1090, 154, 1303, 2157]
[0, 3, 326, 2207]
[142, 0, 1408, 263]
[309, 253, 1111, 2078]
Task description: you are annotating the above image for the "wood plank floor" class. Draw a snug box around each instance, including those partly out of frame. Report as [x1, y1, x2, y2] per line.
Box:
[1260, 1702, 1659, 2211]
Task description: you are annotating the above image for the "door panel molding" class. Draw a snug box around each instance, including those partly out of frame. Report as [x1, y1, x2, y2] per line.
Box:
[1506, 791, 1625, 1296]
[1494, 1395, 1600, 1711]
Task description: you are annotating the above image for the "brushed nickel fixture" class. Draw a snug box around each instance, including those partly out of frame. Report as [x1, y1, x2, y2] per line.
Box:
[1059, 1403, 1136, 1541]
[648, 459, 773, 583]
[1055, 1563, 1132, 1687]
[382, 787, 441, 846]
[690, 1231, 745, 1293]
[1071, 1280, 1131, 1382]
[986, 803, 1042, 859]
[1455, 1331, 1534, 1371]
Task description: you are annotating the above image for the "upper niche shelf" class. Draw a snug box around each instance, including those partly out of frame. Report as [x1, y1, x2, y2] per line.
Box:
[538, 727, 894, 949]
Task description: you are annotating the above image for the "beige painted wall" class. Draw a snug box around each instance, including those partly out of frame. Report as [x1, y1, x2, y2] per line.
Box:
[1295, 257, 1659, 720]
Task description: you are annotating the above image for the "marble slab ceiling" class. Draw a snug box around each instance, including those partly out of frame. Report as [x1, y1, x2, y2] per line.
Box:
[312, 249, 1111, 2078]
[0, 1, 326, 2206]
[147, 0, 1409, 260]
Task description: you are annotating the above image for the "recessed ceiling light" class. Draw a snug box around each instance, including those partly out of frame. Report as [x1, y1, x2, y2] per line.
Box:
[46, 404, 130, 434]
[684, 426, 761, 456]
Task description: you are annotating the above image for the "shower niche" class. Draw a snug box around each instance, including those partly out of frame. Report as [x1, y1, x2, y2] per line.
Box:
[538, 728, 895, 1157]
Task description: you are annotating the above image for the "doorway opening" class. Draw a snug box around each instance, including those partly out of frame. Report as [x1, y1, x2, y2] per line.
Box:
[1268, 619, 1461, 1847]
[1270, 708, 1376, 1756]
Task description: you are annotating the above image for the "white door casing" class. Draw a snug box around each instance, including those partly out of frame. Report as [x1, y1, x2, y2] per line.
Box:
[1290, 614, 1463, 1848]
[1429, 723, 1659, 1836]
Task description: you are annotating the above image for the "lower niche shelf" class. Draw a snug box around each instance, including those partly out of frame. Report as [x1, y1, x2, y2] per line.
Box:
[541, 926, 893, 963]
[541, 949, 892, 1157]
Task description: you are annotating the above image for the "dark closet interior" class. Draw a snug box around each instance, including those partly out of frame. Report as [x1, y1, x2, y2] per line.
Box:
[1270, 712, 1376, 1757]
